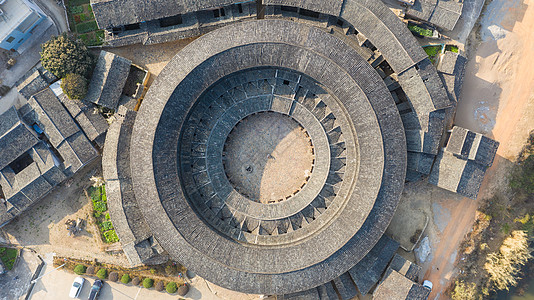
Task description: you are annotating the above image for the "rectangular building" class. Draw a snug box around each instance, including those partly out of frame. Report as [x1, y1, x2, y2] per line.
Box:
[0, 0, 46, 51]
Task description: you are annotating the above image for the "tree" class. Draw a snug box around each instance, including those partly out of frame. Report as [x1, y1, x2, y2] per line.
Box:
[96, 268, 107, 280]
[143, 278, 154, 288]
[484, 230, 532, 291]
[121, 274, 130, 284]
[40, 33, 93, 78]
[155, 281, 165, 291]
[451, 280, 481, 300]
[73, 264, 87, 275]
[166, 282, 177, 294]
[61, 73, 88, 100]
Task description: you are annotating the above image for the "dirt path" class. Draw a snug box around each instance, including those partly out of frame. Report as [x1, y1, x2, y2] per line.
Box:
[424, 0, 534, 298]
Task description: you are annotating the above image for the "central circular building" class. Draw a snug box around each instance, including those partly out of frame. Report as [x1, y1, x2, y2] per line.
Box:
[103, 0, 455, 296]
[129, 19, 406, 294]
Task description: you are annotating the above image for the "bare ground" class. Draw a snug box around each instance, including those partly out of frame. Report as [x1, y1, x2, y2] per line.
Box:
[0, 158, 129, 267]
[423, 0, 534, 298]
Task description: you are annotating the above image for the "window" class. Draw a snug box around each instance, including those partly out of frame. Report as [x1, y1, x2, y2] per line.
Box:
[124, 23, 140, 31]
[299, 8, 319, 18]
[281, 6, 298, 13]
[16, 12, 40, 33]
[159, 14, 183, 27]
[212, 8, 226, 18]
[6, 36, 15, 43]
[9, 152, 34, 174]
[237, 3, 243, 14]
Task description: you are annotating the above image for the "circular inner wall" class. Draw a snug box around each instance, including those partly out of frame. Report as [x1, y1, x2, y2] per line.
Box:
[223, 112, 314, 204]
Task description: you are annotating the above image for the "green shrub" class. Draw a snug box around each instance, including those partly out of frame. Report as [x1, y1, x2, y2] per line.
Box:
[103, 230, 119, 243]
[100, 221, 114, 231]
[121, 274, 130, 284]
[408, 24, 433, 37]
[80, 14, 87, 22]
[93, 201, 107, 212]
[41, 33, 93, 78]
[105, 213, 110, 220]
[89, 186, 101, 201]
[446, 45, 459, 53]
[76, 21, 98, 34]
[96, 268, 107, 279]
[132, 277, 141, 286]
[155, 281, 165, 291]
[73, 264, 87, 275]
[61, 73, 88, 100]
[166, 282, 177, 294]
[70, 5, 83, 14]
[143, 278, 154, 288]
[423, 46, 441, 57]
[150, 268, 156, 274]
[109, 272, 119, 282]
[93, 211, 101, 218]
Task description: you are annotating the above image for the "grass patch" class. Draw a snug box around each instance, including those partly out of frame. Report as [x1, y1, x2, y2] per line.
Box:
[70, 5, 84, 14]
[446, 45, 459, 53]
[88, 184, 118, 243]
[76, 21, 98, 34]
[423, 45, 442, 64]
[0, 247, 18, 270]
[408, 24, 433, 37]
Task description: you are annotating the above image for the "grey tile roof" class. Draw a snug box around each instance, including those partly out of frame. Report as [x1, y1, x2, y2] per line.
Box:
[91, 0, 251, 28]
[373, 269, 414, 300]
[406, 0, 463, 31]
[59, 94, 108, 147]
[85, 51, 132, 110]
[0, 108, 39, 171]
[128, 19, 406, 294]
[429, 127, 499, 199]
[27, 88, 97, 176]
[102, 106, 159, 266]
[347, 234, 399, 295]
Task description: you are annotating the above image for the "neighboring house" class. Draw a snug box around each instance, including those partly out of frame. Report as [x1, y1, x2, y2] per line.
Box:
[429, 126, 499, 199]
[405, 0, 463, 31]
[0, 0, 47, 51]
[0, 68, 103, 227]
[84, 51, 132, 111]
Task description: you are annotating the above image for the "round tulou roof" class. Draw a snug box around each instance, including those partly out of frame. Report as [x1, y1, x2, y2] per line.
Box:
[130, 19, 407, 294]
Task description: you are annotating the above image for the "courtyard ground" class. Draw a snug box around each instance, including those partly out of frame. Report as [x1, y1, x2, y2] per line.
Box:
[420, 0, 534, 298]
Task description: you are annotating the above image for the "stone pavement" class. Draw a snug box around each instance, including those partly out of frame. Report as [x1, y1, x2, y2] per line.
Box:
[0, 248, 43, 300]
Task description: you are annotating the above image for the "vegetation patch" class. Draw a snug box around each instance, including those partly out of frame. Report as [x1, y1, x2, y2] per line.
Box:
[408, 24, 433, 37]
[66, 0, 104, 46]
[54, 256, 187, 295]
[0, 247, 18, 270]
[423, 45, 442, 64]
[74, 264, 87, 275]
[449, 130, 534, 299]
[446, 45, 459, 53]
[88, 185, 118, 244]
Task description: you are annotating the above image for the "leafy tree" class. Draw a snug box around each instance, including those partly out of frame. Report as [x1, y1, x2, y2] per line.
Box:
[484, 230, 532, 291]
[61, 73, 88, 100]
[143, 278, 154, 288]
[451, 280, 481, 300]
[121, 274, 130, 284]
[86, 266, 95, 275]
[41, 33, 93, 78]
[166, 282, 177, 294]
[96, 268, 107, 280]
[155, 281, 165, 291]
[73, 264, 87, 275]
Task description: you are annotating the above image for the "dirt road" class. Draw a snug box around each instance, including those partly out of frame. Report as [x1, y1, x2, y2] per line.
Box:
[424, 0, 534, 298]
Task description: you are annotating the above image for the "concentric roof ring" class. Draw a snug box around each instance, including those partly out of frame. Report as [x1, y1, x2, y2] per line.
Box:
[130, 19, 406, 294]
